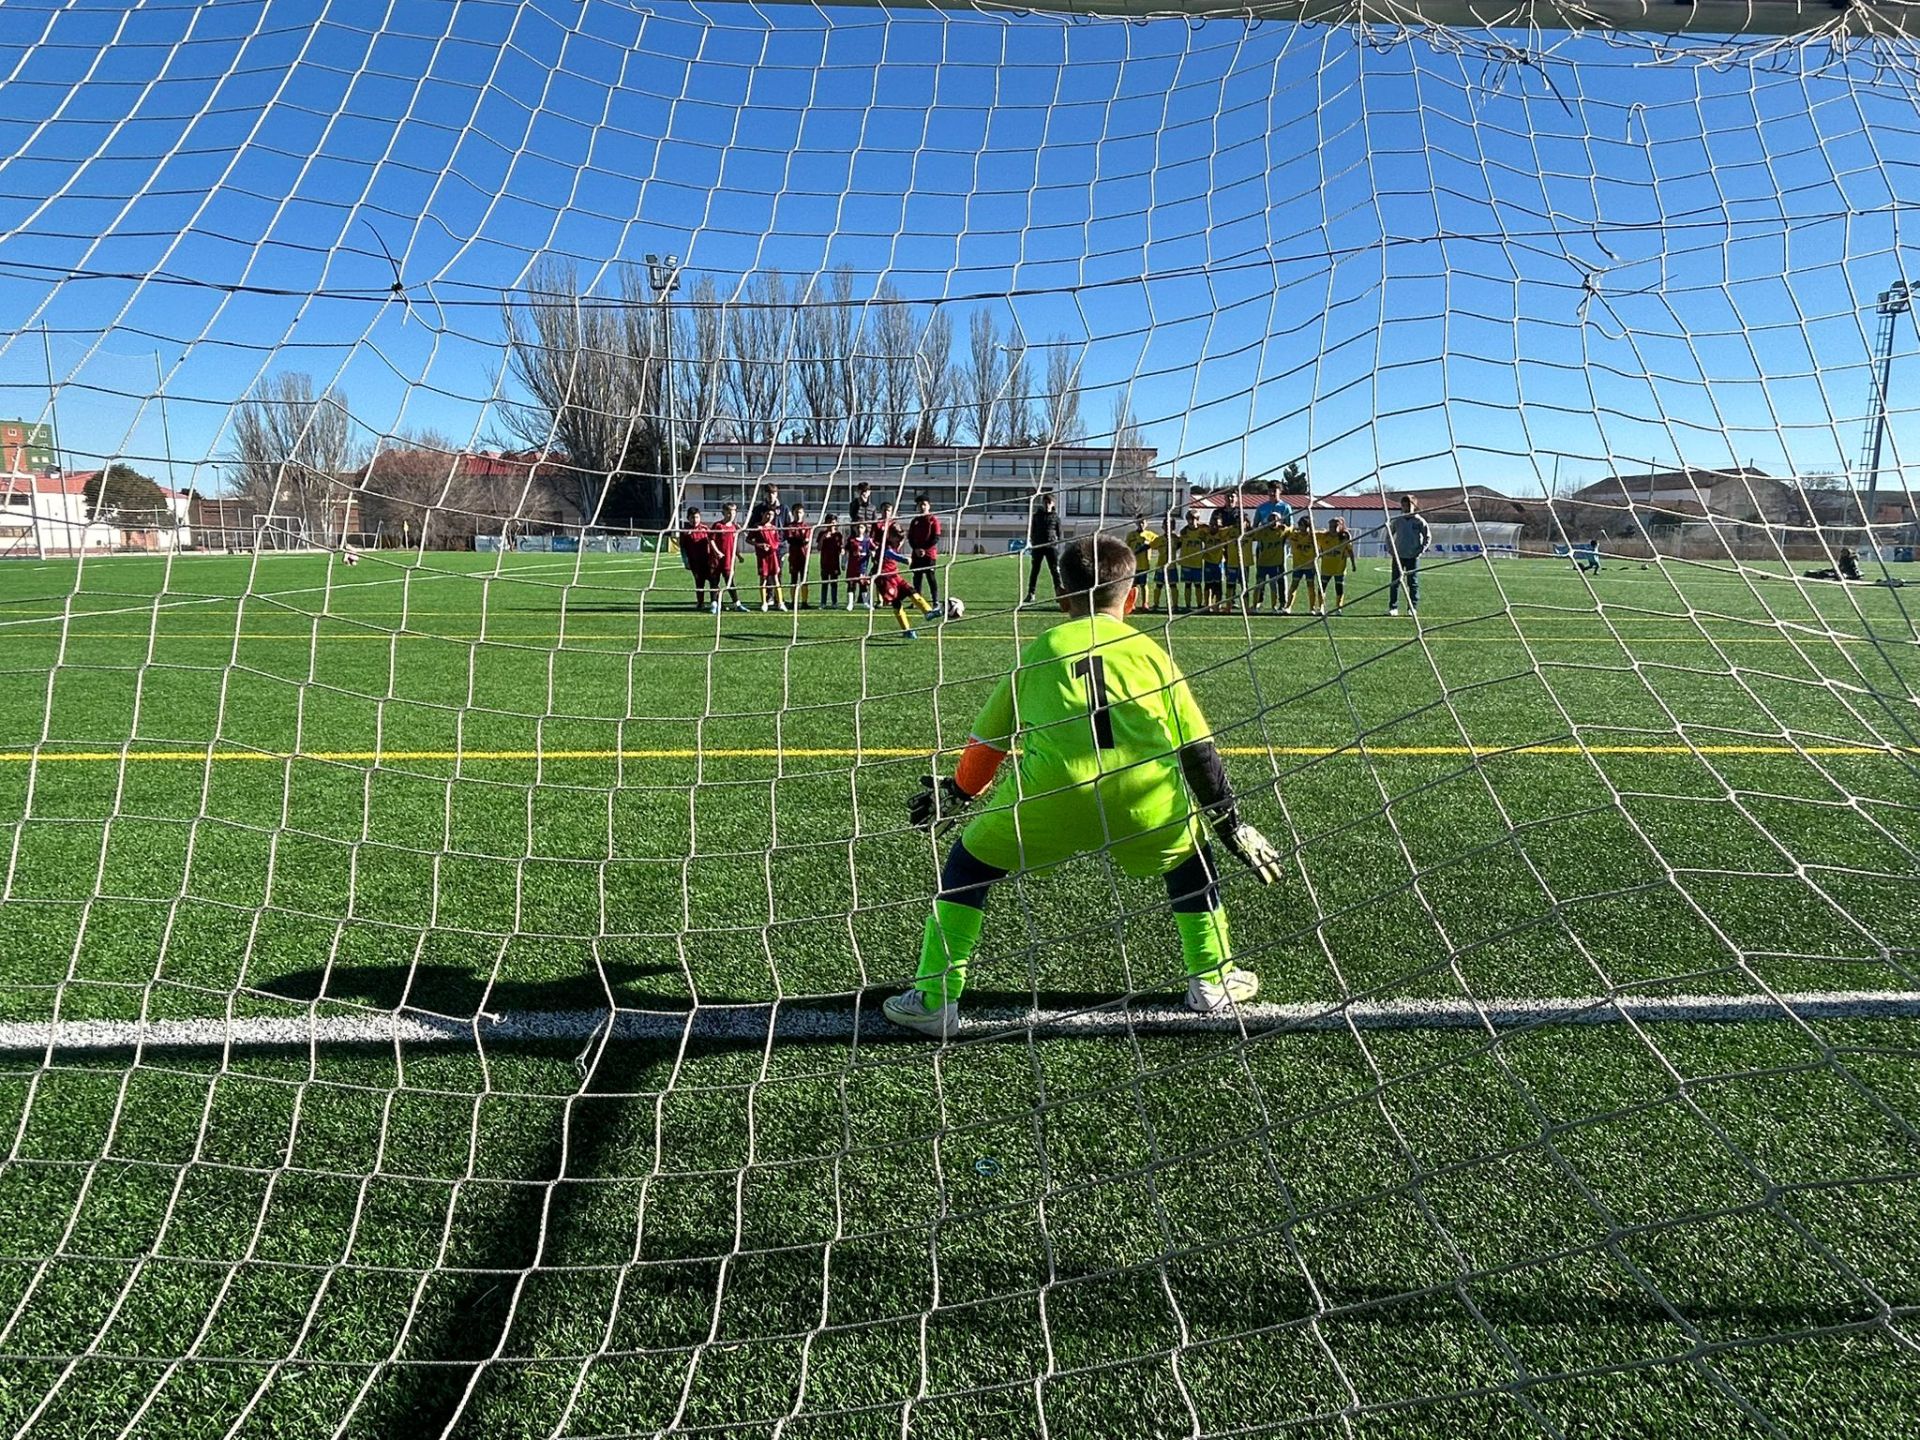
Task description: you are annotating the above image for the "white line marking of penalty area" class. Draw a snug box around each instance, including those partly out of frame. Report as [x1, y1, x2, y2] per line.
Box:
[5, 990, 1918, 1054]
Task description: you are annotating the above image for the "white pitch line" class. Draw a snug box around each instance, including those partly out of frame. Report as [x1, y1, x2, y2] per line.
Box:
[3, 990, 1918, 1054]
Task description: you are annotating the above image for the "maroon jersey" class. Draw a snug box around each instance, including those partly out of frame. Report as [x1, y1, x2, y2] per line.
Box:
[679, 523, 717, 575]
[711, 520, 740, 568]
[870, 519, 904, 557]
[783, 521, 812, 559]
[907, 513, 941, 559]
[752, 523, 781, 578]
[818, 530, 845, 576]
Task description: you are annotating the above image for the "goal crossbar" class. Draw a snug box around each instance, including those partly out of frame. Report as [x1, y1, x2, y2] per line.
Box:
[770, 0, 1917, 40]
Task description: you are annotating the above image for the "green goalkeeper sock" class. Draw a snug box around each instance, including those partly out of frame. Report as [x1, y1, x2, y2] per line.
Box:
[915, 899, 985, 1005]
[1174, 907, 1234, 981]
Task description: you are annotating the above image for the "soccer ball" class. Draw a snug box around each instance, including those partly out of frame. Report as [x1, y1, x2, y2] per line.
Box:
[341, 548, 360, 567]
[944, 596, 965, 620]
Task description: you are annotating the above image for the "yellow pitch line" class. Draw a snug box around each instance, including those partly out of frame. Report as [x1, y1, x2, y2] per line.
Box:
[0, 743, 1909, 765]
[0, 628, 1891, 648]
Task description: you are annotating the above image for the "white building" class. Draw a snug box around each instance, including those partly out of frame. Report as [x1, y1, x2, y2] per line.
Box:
[1, 471, 193, 556]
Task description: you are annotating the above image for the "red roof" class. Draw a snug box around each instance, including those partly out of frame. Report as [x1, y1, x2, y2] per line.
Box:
[1310, 494, 1394, 512]
[2, 471, 94, 495]
[1, 470, 186, 499]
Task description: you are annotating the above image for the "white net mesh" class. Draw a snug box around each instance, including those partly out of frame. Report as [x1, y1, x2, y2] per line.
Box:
[3, 2, 1920, 1436]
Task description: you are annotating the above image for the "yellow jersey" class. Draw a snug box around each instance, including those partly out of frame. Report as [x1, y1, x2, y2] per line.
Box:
[1235, 528, 1259, 572]
[1317, 531, 1355, 575]
[1177, 525, 1210, 565]
[1253, 524, 1290, 569]
[1286, 526, 1318, 566]
[1126, 528, 1160, 567]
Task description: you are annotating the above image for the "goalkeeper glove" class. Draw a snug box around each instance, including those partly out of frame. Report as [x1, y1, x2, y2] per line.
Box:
[1218, 819, 1283, 885]
[909, 774, 974, 836]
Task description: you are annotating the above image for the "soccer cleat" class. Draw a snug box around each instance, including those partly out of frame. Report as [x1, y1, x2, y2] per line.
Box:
[761, 601, 772, 612]
[733, 601, 749, 612]
[901, 628, 918, 640]
[1387, 607, 1399, 617]
[1186, 966, 1261, 1013]
[845, 598, 855, 611]
[883, 988, 957, 1037]
[710, 601, 720, 615]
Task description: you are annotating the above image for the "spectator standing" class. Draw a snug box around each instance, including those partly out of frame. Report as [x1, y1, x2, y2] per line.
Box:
[1023, 491, 1063, 604]
[1387, 495, 1430, 617]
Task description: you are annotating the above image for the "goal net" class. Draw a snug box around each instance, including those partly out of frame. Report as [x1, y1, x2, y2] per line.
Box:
[2, 2, 1918, 1436]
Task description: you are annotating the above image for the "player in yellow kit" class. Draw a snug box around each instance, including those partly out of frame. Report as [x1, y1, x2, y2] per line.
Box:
[1280, 513, 1322, 615]
[1232, 519, 1260, 612]
[1250, 510, 1290, 611]
[1124, 513, 1160, 608]
[1175, 511, 1209, 611]
[887, 535, 1283, 1036]
[1317, 516, 1355, 614]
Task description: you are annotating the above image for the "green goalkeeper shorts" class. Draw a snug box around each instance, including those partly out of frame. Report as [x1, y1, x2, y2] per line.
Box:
[961, 788, 1204, 880]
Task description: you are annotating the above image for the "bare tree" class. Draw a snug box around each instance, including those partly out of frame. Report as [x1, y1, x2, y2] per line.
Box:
[873, 285, 920, 447]
[962, 308, 1004, 446]
[1043, 338, 1083, 446]
[1001, 335, 1034, 447]
[1109, 397, 1156, 520]
[227, 371, 359, 542]
[727, 271, 792, 448]
[498, 257, 666, 525]
[914, 307, 957, 446]
[793, 268, 860, 446]
[840, 271, 884, 446]
[676, 274, 728, 461]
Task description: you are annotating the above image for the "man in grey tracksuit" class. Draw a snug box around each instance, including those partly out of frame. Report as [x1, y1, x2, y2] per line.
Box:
[1387, 495, 1430, 616]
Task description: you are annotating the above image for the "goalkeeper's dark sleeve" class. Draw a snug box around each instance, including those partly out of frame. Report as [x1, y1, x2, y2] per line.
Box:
[1178, 739, 1239, 836]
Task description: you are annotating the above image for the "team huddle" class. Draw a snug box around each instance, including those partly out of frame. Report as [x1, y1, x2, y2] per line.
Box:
[677, 481, 947, 637]
[1125, 507, 1357, 615]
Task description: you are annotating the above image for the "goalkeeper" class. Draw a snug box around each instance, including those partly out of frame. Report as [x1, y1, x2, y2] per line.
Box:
[886, 534, 1283, 1037]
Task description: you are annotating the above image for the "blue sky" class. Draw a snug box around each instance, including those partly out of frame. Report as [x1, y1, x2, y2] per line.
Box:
[0, 0, 1913, 501]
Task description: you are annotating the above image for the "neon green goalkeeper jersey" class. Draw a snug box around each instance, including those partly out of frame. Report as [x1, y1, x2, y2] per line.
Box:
[962, 611, 1210, 878]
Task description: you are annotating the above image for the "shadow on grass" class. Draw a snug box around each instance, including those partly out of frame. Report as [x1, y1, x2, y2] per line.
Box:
[254, 959, 682, 1016]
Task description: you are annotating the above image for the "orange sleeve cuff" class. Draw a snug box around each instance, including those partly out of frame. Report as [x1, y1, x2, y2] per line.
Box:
[954, 739, 1008, 797]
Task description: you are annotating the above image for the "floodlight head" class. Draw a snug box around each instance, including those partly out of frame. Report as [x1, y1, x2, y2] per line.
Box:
[1882, 281, 1912, 315]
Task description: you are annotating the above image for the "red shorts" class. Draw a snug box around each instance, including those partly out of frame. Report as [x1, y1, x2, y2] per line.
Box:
[874, 573, 914, 607]
[756, 554, 780, 580]
[847, 551, 868, 577]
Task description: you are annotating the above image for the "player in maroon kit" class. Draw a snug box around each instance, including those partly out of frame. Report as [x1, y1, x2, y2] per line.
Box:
[678, 507, 720, 611]
[871, 538, 937, 638]
[869, 501, 906, 610]
[749, 504, 786, 611]
[784, 504, 815, 608]
[844, 512, 871, 609]
[711, 501, 748, 612]
[906, 493, 943, 604]
[817, 515, 845, 610]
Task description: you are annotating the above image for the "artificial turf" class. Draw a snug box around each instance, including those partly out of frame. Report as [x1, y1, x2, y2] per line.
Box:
[1, 547, 1918, 1436]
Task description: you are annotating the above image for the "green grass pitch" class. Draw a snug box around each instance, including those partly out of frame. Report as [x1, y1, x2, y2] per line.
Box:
[2, 547, 1919, 1437]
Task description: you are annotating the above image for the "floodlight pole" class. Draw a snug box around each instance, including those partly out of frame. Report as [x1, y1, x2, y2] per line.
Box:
[647, 254, 681, 523]
[1860, 279, 1910, 560]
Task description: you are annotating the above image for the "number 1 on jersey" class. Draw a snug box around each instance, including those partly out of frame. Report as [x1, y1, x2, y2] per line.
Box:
[1072, 654, 1116, 749]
